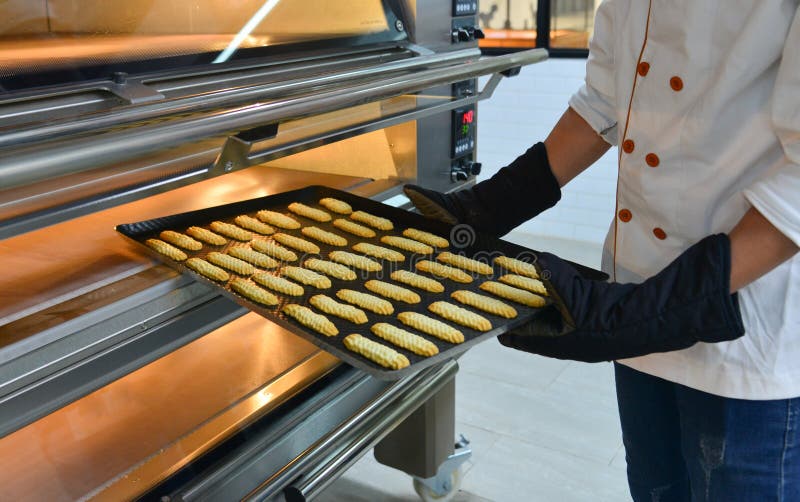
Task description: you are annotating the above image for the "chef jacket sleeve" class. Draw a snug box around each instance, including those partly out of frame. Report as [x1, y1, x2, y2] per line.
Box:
[743, 7, 800, 247]
[568, 0, 618, 145]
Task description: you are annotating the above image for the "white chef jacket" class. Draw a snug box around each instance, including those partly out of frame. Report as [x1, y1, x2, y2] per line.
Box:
[568, 0, 800, 399]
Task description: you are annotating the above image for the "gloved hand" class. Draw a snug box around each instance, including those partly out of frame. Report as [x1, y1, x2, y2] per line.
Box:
[403, 142, 561, 237]
[498, 234, 745, 362]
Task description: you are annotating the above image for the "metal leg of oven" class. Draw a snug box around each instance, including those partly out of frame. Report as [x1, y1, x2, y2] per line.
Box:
[372, 376, 472, 500]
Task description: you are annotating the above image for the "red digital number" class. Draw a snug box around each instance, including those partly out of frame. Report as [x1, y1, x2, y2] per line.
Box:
[462, 110, 474, 124]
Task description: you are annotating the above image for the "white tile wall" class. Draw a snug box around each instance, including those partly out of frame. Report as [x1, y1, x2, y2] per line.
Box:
[477, 59, 618, 246]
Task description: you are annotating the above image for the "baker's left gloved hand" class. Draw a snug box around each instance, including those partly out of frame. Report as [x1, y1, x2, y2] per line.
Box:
[497, 234, 745, 362]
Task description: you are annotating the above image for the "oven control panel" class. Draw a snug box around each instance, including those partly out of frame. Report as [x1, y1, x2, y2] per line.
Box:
[449, 80, 480, 182]
[452, 0, 478, 16]
[452, 107, 476, 157]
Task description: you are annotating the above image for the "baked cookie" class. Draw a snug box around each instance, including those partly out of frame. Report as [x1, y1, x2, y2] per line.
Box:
[186, 226, 227, 246]
[479, 281, 547, 307]
[319, 197, 353, 214]
[402, 228, 449, 248]
[371, 323, 439, 357]
[350, 210, 393, 231]
[415, 260, 472, 283]
[343, 333, 410, 370]
[336, 289, 394, 315]
[283, 304, 338, 337]
[256, 210, 301, 230]
[389, 270, 445, 293]
[159, 230, 202, 251]
[146, 238, 188, 261]
[333, 218, 376, 238]
[364, 280, 421, 304]
[396, 312, 464, 344]
[309, 294, 368, 324]
[288, 202, 332, 222]
[451, 290, 517, 319]
[234, 215, 275, 235]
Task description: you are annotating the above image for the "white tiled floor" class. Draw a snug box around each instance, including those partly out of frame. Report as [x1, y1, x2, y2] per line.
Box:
[319, 235, 631, 502]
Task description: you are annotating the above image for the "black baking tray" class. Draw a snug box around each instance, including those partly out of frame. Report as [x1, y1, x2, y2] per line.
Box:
[117, 185, 607, 380]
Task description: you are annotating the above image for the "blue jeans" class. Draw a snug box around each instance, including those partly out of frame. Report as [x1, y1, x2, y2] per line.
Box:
[614, 363, 800, 501]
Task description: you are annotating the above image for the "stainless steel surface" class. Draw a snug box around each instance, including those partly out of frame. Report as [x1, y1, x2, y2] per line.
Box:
[0, 166, 369, 326]
[0, 167, 377, 437]
[260, 361, 459, 501]
[0, 312, 340, 502]
[373, 377, 456, 478]
[0, 49, 547, 192]
[0, 48, 458, 147]
[0, 0, 396, 82]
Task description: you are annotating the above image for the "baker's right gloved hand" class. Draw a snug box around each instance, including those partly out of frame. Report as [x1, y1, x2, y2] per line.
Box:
[403, 142, 561, 237]
[497, 234, 745, 362]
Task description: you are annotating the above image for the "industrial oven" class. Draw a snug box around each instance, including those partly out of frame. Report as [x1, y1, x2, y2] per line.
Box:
[0, 1, 546, 500]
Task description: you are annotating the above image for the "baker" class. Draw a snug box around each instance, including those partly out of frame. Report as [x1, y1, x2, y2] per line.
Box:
[405, 1, 800, 499]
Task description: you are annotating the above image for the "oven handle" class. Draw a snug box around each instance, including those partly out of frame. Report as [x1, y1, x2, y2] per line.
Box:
[244, 360, 459, 502]
[0, 49, 547, 192]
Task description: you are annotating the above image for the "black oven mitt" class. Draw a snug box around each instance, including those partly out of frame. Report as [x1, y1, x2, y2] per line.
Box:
[403, 142, 561, 236]
[497, 234, 745, 362]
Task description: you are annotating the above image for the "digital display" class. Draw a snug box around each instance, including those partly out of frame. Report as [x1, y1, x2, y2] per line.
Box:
[452, 106, 476, 157]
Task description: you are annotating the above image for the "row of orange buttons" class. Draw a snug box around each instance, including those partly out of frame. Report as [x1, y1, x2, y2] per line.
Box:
[637, 61, 684, 92]
[617, 62, 682, 241]
[621, 139, 660, 168]
[618, 207, 668, 240]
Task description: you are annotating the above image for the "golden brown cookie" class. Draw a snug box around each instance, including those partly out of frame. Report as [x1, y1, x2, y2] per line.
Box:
[402, 228, 449, 249]
[380, 236, 434, 255]
[206, 251, 256, 275]
[389, 270, 445, 293]
[328, 251, 382, 272]
[288, 202, 332, 222]
[436, 252, 493, 275]
[146, 238, 188, 261]
[209, 221, 253, 241]
[273, 233, 321, 254]
[415, 260, 472, 283]
[352, 242, 405, 262]
[256, 210, 301, 229]
[227, 246, 279, 269]
[333, 218, 377, 238]
[251, 240, 298, 262]
[451, 290, 517, 319]
[234, 215, 276, 235]
[493, 256, 540, 278]
[309, 294, 368, 324]
[186, 226, 227, 246]
[364, 280, 421, 304]
[343, 333, 410, 370]
[280, 266, 331, 289]
[185, 257, 230, 282]
[479, 281, 547, 307]
[428, 301, 492, 331]
[396, 312, 464, 344]
[304, 258, 357, 281]
[319, 197, 353, 214]
[159, 230, 202, 251]
[336, 289, 394, 315]
[230, 278, 279, 306]
[371, 323, 439, 357]
[282, 304, 338, 337]
[350, 210, 393, 231]
[301, 226, 348, 246]
[252, 273, 304, 296]
[498, 274, 548, 296]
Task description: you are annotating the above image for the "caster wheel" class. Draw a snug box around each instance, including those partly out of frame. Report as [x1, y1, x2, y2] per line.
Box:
[413, 469, 462, 502]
